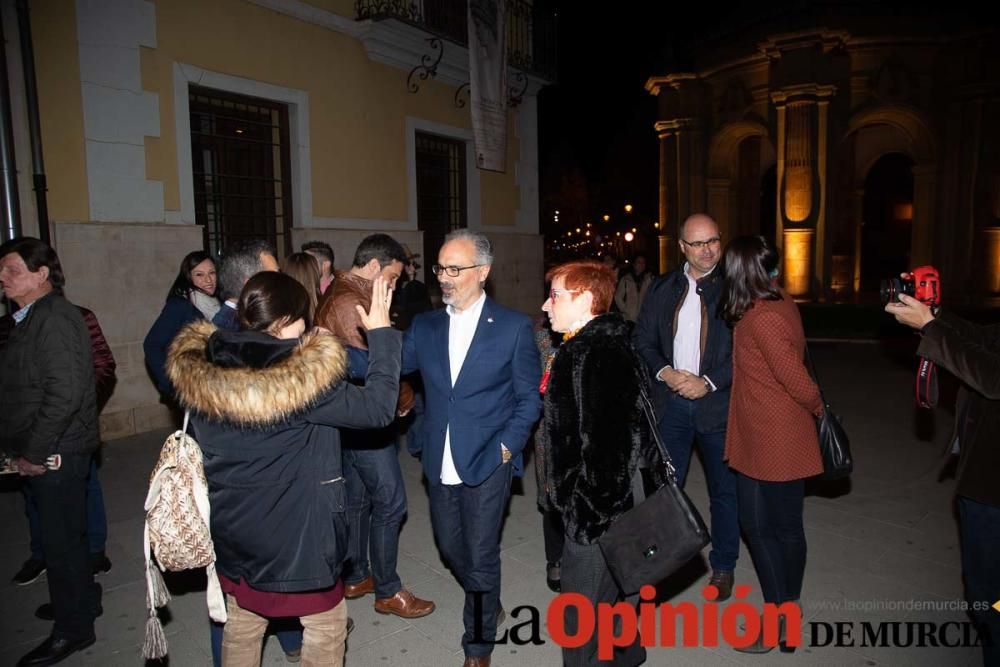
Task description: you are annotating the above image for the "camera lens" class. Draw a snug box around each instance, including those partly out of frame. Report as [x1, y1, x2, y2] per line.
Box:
[881, 276, 915, 304]
[880, 278, 896, 305]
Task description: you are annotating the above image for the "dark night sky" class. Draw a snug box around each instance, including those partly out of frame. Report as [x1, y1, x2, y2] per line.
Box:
[537, 3, 675, 230]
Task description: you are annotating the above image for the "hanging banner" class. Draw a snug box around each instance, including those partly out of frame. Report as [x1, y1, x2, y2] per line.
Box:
[468, 0, 508, 172]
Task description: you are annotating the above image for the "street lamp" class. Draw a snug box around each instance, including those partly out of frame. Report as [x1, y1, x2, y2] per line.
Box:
[624, 204, 633, 213]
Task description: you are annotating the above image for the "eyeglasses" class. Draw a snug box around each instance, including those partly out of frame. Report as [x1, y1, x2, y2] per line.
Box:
[548, 288, 581, 301]
[431, 264, 482, 277]
[680, 237, 721, 250]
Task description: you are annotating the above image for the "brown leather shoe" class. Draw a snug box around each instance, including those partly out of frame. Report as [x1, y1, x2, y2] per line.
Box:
[709, 570, 734, 602]
[344, 576, 375, 599]
[374, 588, 435, 618]
[462, 656, 491, 667]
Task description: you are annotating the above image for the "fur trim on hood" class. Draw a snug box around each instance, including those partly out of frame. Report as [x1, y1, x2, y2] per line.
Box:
[166, 320, 348, 427]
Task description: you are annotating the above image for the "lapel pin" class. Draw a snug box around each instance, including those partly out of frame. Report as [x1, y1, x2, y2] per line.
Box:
[487, 316, 494, 323]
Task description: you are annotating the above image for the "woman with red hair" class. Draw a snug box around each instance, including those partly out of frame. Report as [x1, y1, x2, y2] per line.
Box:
[540, 260, 667, 666]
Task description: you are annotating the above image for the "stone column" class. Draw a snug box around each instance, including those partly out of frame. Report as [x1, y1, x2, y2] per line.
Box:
[706, 177, 731, 239]
[852, 188, 864, 294]
[656, 124, 673, 274]
[983, 228, 1000, 295]
[658, 234, 670, 276]
[770, 84, 836, 299]
[911, 165, 937, 267]
[655, 118, 702, 273]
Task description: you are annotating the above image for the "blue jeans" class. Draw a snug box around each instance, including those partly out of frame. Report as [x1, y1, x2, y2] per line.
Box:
[210, 620, 302, 666]
[25, 455, 107, 559]
[429, 462, 512, 658]
[958, 496, 1000, 667]
[737, 474, 806, 604]
[342, 443, 406, 598]
[658, 397, 739, 572]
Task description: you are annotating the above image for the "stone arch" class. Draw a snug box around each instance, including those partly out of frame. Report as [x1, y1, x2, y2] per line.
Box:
[707, 119, 772, 178]
[846, 104, 935, 170]
[836, 104, 937, 294]
[706, 119, 775, 239]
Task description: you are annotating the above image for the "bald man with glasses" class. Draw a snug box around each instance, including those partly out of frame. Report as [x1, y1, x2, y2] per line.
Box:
[633, 213, 740, 601]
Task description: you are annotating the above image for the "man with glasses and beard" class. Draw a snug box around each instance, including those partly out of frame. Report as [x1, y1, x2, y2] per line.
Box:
[633, 213, 740, 601]
[400, 229, 541, 667]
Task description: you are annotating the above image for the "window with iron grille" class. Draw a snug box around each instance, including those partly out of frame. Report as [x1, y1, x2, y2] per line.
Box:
[189, 86, 293, 256]
[415, 131, 467, 284]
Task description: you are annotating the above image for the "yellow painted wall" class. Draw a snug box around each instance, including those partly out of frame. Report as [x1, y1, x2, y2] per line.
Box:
[142, 0, 521, 226]
[32, 0, 88, 221]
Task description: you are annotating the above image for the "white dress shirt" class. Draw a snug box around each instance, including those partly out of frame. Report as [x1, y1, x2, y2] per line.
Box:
[441, 291, 487, 485]
[673, 263, 704, 375]
[659, 263, 717, 391]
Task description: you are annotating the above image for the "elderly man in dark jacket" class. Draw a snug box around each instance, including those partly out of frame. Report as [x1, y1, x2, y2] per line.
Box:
[887, 293, 1000, 667]
[0, 237, 101, 667]
[3, 305, 116, 590]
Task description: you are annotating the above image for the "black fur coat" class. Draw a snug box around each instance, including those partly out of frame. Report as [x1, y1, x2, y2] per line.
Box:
[543, 313, 667, 544]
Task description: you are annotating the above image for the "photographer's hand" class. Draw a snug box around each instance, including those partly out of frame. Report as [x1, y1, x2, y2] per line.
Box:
[885, 293, 935, 331]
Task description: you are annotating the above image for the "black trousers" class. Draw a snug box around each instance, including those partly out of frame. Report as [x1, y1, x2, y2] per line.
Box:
[560, 537, 645, 667]
[25, 452, 98, 640]
[542, 510, 564, 564]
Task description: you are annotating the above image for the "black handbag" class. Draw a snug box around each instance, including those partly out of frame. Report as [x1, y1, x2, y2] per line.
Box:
[597, 387, 710, 596]
[805, 347, 853, 480]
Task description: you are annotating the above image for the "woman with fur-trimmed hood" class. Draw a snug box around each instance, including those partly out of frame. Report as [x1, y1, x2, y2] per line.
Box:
[541, 260, 667, 667]
[166, 271, 400, 666]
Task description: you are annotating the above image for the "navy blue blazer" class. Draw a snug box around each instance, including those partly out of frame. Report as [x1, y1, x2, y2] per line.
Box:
[212, 302, 240, 332]
[402, 297, 542, 487]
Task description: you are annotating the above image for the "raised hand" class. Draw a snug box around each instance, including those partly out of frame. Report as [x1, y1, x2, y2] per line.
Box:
[357, 276, 393, 330]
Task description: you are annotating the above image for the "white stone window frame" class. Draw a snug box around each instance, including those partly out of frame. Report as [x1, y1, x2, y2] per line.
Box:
[171, 63, 312, 228]
[405, 116, 482, 232]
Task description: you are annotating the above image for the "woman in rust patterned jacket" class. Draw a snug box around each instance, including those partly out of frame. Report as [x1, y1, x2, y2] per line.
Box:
[719, 235, 823, 654]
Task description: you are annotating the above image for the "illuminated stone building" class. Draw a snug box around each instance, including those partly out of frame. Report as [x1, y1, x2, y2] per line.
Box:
[646, 7, 1000, 302]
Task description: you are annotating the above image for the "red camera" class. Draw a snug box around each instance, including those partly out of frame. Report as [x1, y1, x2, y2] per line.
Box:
[881, 265, 941, 308]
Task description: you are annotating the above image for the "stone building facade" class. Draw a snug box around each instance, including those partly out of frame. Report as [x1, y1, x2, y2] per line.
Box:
[2, 0, 552, 439]
[647, 10, 1000, 303]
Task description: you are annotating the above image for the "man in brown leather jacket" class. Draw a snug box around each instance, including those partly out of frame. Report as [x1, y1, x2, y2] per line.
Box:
[314, 234, 433, 619]
[887, 293, 1000, 666]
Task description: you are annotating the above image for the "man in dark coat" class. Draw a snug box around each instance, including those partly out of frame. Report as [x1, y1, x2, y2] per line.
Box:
[633, 213, 739, 600]
[0, 237, 101, 666]
[887, 292, 1000, 667]
[4, 305, 116, 590]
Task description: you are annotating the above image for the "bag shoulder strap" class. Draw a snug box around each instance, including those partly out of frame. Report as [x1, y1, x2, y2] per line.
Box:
[637, 383, 677, 478]
[803, 344, 829, 405]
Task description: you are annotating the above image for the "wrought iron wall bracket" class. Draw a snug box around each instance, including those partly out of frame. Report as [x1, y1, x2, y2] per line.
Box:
[407, 37, 444, 94]
[454, 82, 470, 108]
[453, 71, 530, 109]
[508, 71, 528, 108]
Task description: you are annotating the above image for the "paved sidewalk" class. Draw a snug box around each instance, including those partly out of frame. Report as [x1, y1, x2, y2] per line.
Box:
[0, 342, 984, 666]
